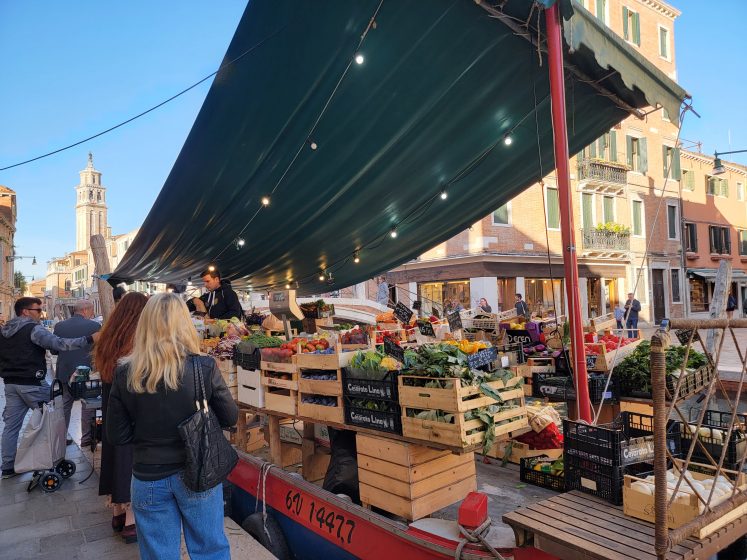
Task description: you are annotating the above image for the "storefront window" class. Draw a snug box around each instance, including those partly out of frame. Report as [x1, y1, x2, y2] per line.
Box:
[418, 281, 471, 316]
[497, 278, 516, 312]
[525, 279, 564, 317]
[689, 277, 709, 313]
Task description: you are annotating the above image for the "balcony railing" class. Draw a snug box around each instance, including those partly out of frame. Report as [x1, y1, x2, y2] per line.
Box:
[581, 229, 631, 252]
[577, 158, 629, 187]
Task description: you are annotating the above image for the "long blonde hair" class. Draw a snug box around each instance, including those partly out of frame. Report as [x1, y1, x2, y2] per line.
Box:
[123, 292, 201, 394]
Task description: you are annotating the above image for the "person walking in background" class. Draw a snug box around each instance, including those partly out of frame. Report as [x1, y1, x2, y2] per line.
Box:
[726, 293, 737, 319]
[614, 303, 625, 331]
[106, 293, 238, 560]
[93, 292, 148, 544]
[0, 297, 98, 479]
[515, 293, 530, 320]
[376, 275, 390, 307]
[477, 298, 492, 313]
[52, 300, 101, 447]
[624, 292, 641, 339]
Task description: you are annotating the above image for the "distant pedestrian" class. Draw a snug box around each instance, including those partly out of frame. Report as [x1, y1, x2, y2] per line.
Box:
[0, 297, 97, 479]
[106, 293, 238, 560]
[93, 292, 148, 544]
[52, 300, 101, 447]
[515, 294, 530, 320]
[727, 293, 737, 319]
[624, 292, 641, 339]
[478, 298, 492, 313]
[376, 276, 390, 307]
[614, 304, 625, 331]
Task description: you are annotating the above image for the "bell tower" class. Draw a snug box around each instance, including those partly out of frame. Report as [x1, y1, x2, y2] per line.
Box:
[75, 153, 108, 251]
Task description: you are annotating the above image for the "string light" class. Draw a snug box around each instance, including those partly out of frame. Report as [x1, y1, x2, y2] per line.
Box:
[208, 265, 216, 272]
[309, 140, 318, 150]
[355, 53, 365, 65]
[285, 283, 291, 289]
[235, 237, 245, 249]
[319, 272, 326, 281]
[390, 227, 398, 239]
[504, 135, 513, 146]
[353, 252, 360, 263]
[261, 196, 270, 206]
[440, 189, 448, 200]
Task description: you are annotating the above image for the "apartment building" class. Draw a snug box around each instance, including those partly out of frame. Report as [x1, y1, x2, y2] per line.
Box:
[680, 150, 747, 316]
[386, 0, 684, 324]
[0, 186, 17, 320]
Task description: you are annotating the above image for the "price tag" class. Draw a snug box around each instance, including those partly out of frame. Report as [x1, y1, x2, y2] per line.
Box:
[467, 347, 498, 369]
[417, 321, 436, 337]
[675, 329, 699, 345]
[505, 330, 532, 345]
[393, 302, 414, 325]
[383, 338, 405, 363]
[447, 311, 463, 331]
[586, 354, 598, 369]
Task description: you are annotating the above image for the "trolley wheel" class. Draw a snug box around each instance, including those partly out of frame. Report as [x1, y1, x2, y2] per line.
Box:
[56, 460, 76, 479]
[241, 512, 291, 560]
[40, 472, 61, 493]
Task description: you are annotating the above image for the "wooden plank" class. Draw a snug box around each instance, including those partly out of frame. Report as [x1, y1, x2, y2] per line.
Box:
[260, 360, 297, 374]
[355, 433, 450, 466]
[296, 400, 344, 424]
[357, 450, 472, 484]
[697, 501, 747, 540]
[298, 377, 341, 396]
[267, 415, 282, 467]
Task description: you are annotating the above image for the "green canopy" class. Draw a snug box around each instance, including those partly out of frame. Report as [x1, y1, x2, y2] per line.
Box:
[110, 0, 687, 293]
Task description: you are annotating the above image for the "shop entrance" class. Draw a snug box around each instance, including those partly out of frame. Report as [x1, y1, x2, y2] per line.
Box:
[651, 269, 666, 325]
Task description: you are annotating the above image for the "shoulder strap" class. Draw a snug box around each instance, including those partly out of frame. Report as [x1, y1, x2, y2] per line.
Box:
[192, 355, 209, 411]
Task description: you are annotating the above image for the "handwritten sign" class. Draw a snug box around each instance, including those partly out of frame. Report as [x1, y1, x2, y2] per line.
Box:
[417, 321, 436, 337]
[505, 329, 532, 346]
[586, 354, 598, 369]
[383, 338, 405, 363]
[393, 302, 414, 325]
[467, 347, 498, 369]
[675, 328, 699, 345]
[447, 311, 463, 331]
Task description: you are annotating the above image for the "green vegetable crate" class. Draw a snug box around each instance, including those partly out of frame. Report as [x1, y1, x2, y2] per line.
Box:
[342, 368, 401, 435]
[399, 374, 528, 449]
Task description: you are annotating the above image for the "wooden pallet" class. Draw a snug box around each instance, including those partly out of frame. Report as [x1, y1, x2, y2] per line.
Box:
[357, 433, 476, 521]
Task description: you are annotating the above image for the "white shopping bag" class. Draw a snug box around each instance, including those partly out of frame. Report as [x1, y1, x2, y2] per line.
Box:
[14, 383, 66, 473]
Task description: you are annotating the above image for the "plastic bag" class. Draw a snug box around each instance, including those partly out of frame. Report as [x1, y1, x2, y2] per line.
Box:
[15, 385, 66, 473]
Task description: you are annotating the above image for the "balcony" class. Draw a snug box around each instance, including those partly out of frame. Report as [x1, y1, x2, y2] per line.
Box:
[577, 158, 629, 195]
[581, 229, 631, 259]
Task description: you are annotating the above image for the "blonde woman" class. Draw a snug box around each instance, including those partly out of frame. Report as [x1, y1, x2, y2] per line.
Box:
[106, 292, 238, 560]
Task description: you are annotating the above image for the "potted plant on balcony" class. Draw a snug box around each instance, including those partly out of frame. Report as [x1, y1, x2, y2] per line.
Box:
[595, 222, 631, 235]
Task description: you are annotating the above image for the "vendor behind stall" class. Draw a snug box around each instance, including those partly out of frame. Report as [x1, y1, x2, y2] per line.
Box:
[186, 267, 244, 320]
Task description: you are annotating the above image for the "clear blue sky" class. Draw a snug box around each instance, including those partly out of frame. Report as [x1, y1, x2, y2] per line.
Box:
[0, 0, 744, 281]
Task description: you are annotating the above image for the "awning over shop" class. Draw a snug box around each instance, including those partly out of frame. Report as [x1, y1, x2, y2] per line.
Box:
[109, 0, 688, 293]
[688, 268, 747, 281]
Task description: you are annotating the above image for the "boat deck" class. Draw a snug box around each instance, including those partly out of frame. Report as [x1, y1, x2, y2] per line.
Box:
[503, 490, 747, 560]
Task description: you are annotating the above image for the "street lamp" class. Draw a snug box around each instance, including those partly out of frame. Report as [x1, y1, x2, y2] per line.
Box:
[6, 255, 36, 265]
[712, 149, 747, 175]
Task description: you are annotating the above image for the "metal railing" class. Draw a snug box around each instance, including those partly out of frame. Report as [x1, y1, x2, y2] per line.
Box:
[581, 229, 631, 252]
[577, 158, 629, 185]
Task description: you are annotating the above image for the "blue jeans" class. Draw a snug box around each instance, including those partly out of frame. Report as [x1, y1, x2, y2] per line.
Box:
[131, 473, 229, 560]
[626, 318, 639, 339]
[2, 382, 51, 470]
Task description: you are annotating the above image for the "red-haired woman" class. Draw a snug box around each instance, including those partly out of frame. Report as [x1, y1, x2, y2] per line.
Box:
[94, 291, 148, 543]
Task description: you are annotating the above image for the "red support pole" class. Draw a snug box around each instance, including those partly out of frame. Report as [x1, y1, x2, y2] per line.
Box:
[545, 3, 592, 422]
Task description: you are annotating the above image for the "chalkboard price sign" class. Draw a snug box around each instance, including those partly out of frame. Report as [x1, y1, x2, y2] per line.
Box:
[417, 321, 436, 337]
[505, 330, 532, 346]
[586, 354, 598, 369]
[447, 311, 463, 331]
[383, 338, 405, 363]
[467, 347, 498, 369]
[675, 329, 700, 345]
[393, 302, 414, 325]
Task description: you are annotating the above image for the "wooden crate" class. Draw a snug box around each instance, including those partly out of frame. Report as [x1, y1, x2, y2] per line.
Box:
[584, 338, 642, 371]
[260, 360, 297, 374]
[485, 439, 563, 464]
[398, 374, 524, 412]
[237, 367, 264, 408]
[297, 368, 342, 396]
[526, 357, 555, 373]
[297, 396, 344, 424]
[357, 433, 477, 521]
[295, 349, 356, 370]
[623, 460, 747, 538]
[261, 366, 298, 416]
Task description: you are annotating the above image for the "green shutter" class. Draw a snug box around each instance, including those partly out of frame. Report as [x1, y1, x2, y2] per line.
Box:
[596, 0, 605, 21]
[659, 27, 666, 57]
[722, 179, 729, 197]
[639, 137, 648, 173]
[493, 204, 509, 224]
[707, 177, 715, 195]
[626, 135, 634, 168]
[622, 7, 629, 40]
[673, 148, 681, 180]
[609, 131, 617, 162]
[687, 170, 694, 190]
[662, 145, 669, 179]
[598, 135, 607, 158]
[603, 196, 614, 223]
[632, 12, 641, 45]
[582, 193, 593, 229]
[547, 188, 560, 229]
[589, 141, 597, 158]
[632, 200, 642, 236]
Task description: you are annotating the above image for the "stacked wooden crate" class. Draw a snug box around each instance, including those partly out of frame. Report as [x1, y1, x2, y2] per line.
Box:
[261, 359, 298, 415]
[295, 350, 354, 424]
[215, 357, 238, 400]
[356, 433, 476, 520]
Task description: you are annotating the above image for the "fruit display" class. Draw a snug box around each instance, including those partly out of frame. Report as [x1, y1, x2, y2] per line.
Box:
[301, 369, 338, 381]
[245, 310, 266, 326]
[301, 394, 338, 407]
[300, 299, 334, 318]
[584, 334, 635, 356]
[442, 339, 489, 355]
[340, 327, 368, 345]
[376, 310, 396, 324]
[375, 330, 401, 344]
[526, 455, 564, 477]
[514, 423, 563, 450]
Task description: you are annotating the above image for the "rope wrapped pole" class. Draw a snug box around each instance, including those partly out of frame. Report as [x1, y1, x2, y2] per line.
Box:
[90, 234, 115, 322]
[651, 329, 670, 560]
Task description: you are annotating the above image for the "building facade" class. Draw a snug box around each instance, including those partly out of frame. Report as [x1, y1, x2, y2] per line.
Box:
[387, 0, 684, 325]
[75, 153, 109, 252]
[0, 186, 17, 320]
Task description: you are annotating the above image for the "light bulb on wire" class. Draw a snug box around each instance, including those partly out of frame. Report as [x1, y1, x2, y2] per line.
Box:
[440, 189, 448, 200]
[355, 53, 365, 65]
[319, 272, 326, 282]
[208, 265, 216, 272]
[390, 227, 398, 239]
[235, 237, 245, 249]
[503, 135, 513, 146]
[353, 252, 360, 263]
[261, 196, 270, 206]
[285, 283, 291, 290]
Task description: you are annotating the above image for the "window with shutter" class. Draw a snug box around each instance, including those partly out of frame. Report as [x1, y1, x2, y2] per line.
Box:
[671, 269, 681, 303]
[667, 204, 678, 239]
[596, 0, 606, 22]
[707, 176, 716, 195]
[740, 230, 747, 256]
[603, 196, 614, 223]
[710, 226, 719, 253]
[639, 137, 648, 173]
[672, 148, 681, 180]
[685, 223, 697, 252]
[582, 193, 594, 229]
[632, 200, 643, 236]
[546, 187, 560, 229]
[626, 135, 634, 169]
[737, 182, 744, 202]
[609, 131, 617, 162]
[659, 27, 669, 58]
[681, 169, 694, 191]
[492, 203, 510, 225]
[632, 12, 641, 46]
[721, 179, 729, 197]
[622, 6, 629, 40]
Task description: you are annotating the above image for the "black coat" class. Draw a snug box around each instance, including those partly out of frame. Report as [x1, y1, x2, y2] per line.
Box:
[188, 280, 243, 319]
[52, 314, 101, 383]
[106, 354, 238, 469]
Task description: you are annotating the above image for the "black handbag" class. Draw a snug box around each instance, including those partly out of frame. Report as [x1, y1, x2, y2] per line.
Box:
[177, 356, 238, 492]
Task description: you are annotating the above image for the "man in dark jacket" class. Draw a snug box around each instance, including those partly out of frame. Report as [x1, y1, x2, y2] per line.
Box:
[0, 297, 98, 478]
[52, 300, 101, 446]
[624, 292, 642, 339]
[186, 268, 243, 320]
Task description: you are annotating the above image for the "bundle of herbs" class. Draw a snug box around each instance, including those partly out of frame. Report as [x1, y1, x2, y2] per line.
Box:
[615, 340, 708, 395]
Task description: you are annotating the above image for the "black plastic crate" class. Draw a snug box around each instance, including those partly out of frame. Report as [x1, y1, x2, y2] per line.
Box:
[681, 410, 747, 471]
[532, 372, 618, 404]
[520, 456, 565, 492]
[619, 365, 715, 401]
[564, 454, 651, 505]
[342, 368, 398, 401]
[234, 348, 261, 370]
[564, 412, 681, 468]
[69, 379, 102, 400]
[343, 397, 402, 435]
